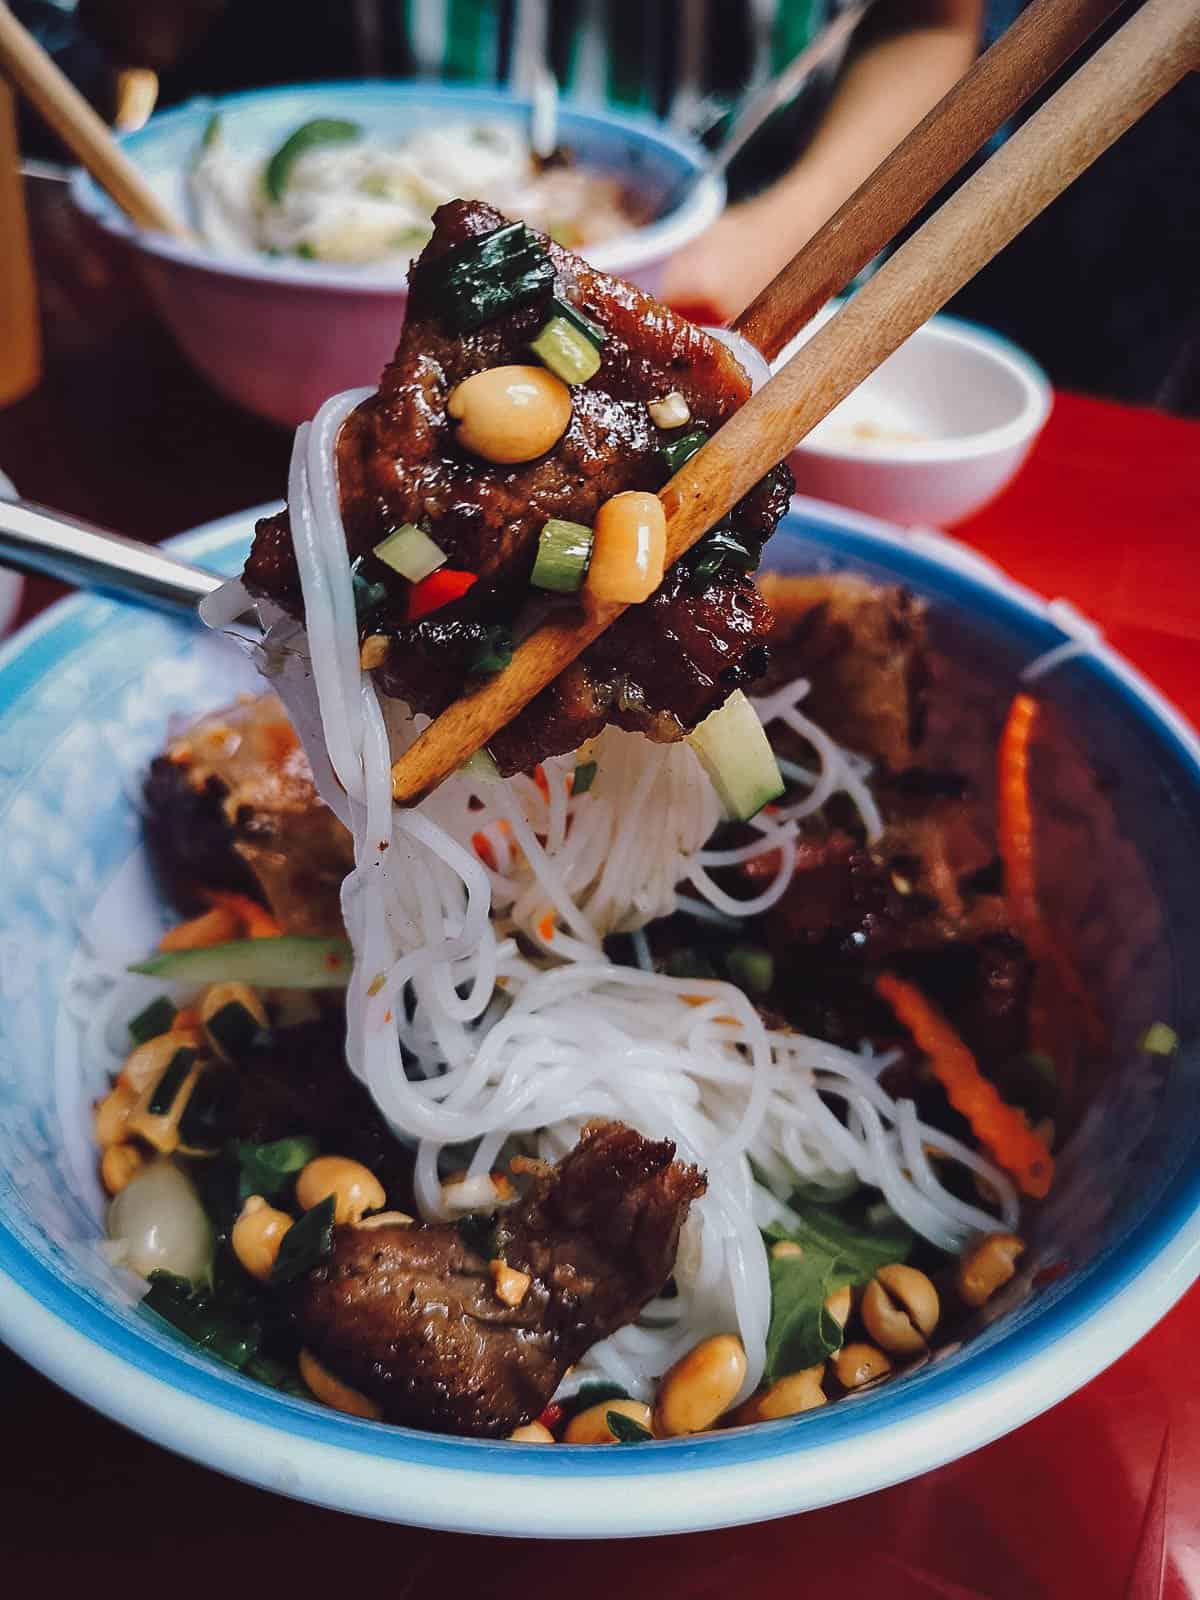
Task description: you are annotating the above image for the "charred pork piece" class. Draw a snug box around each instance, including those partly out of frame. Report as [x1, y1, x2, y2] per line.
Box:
[293, 1121, 706, 1436]
[246, 198, 791, 772]
[756, 573, 929, 773]
[143, 695, 352, 936]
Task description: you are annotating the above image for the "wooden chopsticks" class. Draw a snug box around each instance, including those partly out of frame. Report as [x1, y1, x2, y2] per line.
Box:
[0, 0, 190, 238]
[389, 0, 1198, 807]
[733, 0, 1130, 363]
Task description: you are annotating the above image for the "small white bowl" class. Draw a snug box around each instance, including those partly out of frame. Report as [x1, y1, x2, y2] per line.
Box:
[70, 83, 723, 428]
[777, 308, 1052, 526]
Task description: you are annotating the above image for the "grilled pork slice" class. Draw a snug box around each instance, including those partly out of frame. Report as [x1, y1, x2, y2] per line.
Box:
[143, 694, 352, 937]
[293, 1121, 706, 1437]
[246, 198, 791, 773]
[757, 573, 929, 774]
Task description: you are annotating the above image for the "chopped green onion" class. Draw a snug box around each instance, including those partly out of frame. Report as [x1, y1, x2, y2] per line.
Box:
[659, 427, 709, 476]
[178, 1063, 239, 1153]
[458, 748, 502, 782]
[607, 1409, 652, 1444]
[201, 112, 222, 151]
[546, 295, 605, 348]
[572, 759, 598, 795]
[531, 518, 594, 593]
[148, 1048, 197, 1116]
[1141, 1022, 1179, 1056]
[373, 524, 447, 583]
[725, 945, 775, 996]
[467, 625, 512, 675]
[687, 690, 784, 822]
[141, 1271, 262, 1371]
[687, 528, 757, 591]
[130, 935, 353, 990]
[264, 117, 362, 203]
[529, 309, 602, 384]
[236, 1136, 320, 1203]
[428, 221, 554, 334]
[293, 242, 317, 260]
[351, 559, 388, 622]
[270, 1195, 336, 1287]
[205, 1000, 263, 1060]
[129, 996, 176, 1046]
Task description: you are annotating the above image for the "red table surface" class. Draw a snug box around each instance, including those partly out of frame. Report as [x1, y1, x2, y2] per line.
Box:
[3, 191, 1200, 1593]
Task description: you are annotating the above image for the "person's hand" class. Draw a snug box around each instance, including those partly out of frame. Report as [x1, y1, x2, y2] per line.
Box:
[661, 182, 830, 321]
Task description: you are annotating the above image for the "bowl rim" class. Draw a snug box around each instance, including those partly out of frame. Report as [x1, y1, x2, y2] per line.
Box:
[782, 311, 1053, 465]
[68, 80, 725, 293]
[1, 496, 1199, 1537]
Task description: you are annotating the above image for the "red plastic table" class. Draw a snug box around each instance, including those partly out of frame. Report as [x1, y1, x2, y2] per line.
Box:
[3, 186, 1200, 1594]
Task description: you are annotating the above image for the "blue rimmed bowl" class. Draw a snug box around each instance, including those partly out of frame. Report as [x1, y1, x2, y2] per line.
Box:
[1, 498, 1198, 1537]
[69, 83, 722, 427]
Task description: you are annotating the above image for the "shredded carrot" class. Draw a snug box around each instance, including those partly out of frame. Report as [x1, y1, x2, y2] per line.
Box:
[537, 911, 556, 943]
[159, 905, 241, 952]
[201, 890, 281, 940]
[997, 693, 1106, 1053]
[472, 830, 497, 869]
[533, 765, 550, 800]
[876, 972, 1054, 1199]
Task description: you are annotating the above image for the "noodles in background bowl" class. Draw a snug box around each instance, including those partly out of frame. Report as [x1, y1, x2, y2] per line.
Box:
[231, 387, 1020, 1400]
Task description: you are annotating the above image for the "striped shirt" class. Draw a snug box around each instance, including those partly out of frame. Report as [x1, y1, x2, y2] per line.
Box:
[395, 0, 843, 133]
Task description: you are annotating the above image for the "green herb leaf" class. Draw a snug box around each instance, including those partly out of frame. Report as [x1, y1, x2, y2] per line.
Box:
[607, 1409, 652, 1444]
[147, 1047, 196, 1116]
[762, 1203, 915, 1383]
[178, 1063, 239, 1153]
[128, 996, 176, 1045]
[427, 221, 553, 333]
[141, 1271, 262, 1371]
[659, 427, 709, 476]
[264, 117, 362, 203]
[205, 1000, 265, 1060]
[467, 624, 513, 675]
[236, 1136, 320, 1203]
[270, 1194, 336, 1287]
[572, 760, 597, 795]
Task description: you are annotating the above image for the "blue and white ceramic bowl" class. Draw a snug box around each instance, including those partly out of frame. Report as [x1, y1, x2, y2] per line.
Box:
[70, 83, 722, 427]
[1, 500, 1198, 1537]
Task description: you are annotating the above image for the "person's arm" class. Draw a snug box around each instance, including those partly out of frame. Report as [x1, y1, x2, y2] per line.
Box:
[663, 0, 983, 319]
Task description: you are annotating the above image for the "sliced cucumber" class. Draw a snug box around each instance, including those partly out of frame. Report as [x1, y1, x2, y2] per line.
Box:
[687, 690, 783, 821]
[264, 118, 362, 203]
[131, 936, 352, 990]
[374, 524, 446, 583]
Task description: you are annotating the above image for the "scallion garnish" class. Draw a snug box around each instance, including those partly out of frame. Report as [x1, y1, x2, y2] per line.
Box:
[264, 117, 362, 204]
[205, 1000, 264, 1061]
[529, 297, 605, 385]
[129, 996, 176, 1046]
[147, 1048, 197, 1116]
[572, 759, 598, 795]
[236, 1136, 320, 1203]
[428, 222, 554, 333]
[270, 1194, 336, 1286]
[467, 624, 513, 675]
[141, 1271, 263, 1371]
[607, 1410, 653, 1444]
[201, 112, 222, 151]
[373, 524, 447, 583]
[530, 518, 594, 593]
[687, 527, 757, 590]
[659, 427, 709, 477]
[725, 945, 775, 996]
[351, 558, 388, 622]
[178, 1063, 239, 1153]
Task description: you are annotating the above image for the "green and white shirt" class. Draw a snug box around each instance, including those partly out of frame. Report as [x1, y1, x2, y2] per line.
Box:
[398, 0, 844, 133]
